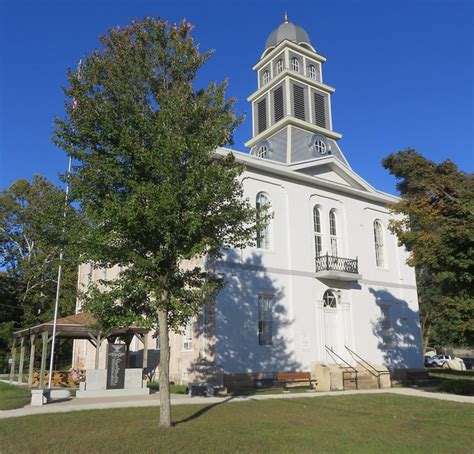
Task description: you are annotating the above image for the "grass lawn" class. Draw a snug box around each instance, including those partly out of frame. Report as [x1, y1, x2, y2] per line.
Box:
[0, 382, 31, 410]
[1, 394, 472, 453]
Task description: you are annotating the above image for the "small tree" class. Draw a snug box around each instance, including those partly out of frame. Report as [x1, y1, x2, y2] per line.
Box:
[382, 149, 474, 349]
[53, 17, 259, 427]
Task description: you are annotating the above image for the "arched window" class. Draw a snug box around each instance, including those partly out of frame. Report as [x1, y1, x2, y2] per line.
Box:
[276, 59, 283, 74]
[323, 289, 337, 308]
[309, 65, 317, 80]
[291, 57, 299, 72]
[263, 70, 270, 85]
[257, 145, 268, 158]
[313, 206, 323, 256]
[256, 193, 271, 249]
[373, 220, 385, 267]
[329, 209, 338, 256]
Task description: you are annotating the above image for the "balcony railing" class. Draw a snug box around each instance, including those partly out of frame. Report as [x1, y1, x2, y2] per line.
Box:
[315, 253, 359, 274]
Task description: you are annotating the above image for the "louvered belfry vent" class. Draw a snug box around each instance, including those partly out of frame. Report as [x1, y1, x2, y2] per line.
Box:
[293, 85, 305, 121]
[314, 92, 326, 128]
[257, 98, 267, 134]
[274, 86, 284, 123]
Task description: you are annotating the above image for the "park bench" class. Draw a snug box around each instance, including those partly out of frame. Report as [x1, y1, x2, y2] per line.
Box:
[276, 372, 317, 390]
[406, 370, 434, 385]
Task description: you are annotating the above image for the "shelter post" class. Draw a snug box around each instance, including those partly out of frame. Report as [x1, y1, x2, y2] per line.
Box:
[28, 334, 37, 387]
[39, 331, 48, 389]
[17, 337, 25, 384]
[9, 338, 17, 383]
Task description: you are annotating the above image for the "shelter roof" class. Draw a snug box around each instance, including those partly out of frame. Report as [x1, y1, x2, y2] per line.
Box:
[13, 313, 148, 339]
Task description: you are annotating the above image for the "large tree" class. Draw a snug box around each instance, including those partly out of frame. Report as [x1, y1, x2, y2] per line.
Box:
[382, 149, 474, 349]
[53, 17, 259, 427]
[0, 176, 80, 365]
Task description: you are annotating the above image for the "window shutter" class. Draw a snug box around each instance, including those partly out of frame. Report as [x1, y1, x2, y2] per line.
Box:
[273, 86, 284, 123]
[257, 98, 267, 134]
[314, 92, 326, 128]
[293, 84, 305, 121]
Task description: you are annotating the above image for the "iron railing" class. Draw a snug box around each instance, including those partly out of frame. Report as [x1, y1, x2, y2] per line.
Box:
[345, 345, 391, 389]
[325, 345, 358, 390]
[315, 253, 359, 274]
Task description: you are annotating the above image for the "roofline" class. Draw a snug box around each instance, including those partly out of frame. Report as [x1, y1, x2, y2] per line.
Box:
[217, 147, 399, 203]
[254, 39, 327, 71]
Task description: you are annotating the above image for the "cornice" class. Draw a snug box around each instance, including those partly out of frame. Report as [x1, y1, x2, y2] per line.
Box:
[254, 39, 327, 71]
[248, 70, 335, 102]
[216, 147, 399, 204]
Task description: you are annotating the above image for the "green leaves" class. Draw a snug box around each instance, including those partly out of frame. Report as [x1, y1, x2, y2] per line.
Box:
[383, 149, 474, 347]
[53, 17, 258, 332]
[0, 175, 81, 328]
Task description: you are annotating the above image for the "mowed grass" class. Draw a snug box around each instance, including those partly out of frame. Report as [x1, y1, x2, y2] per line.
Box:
[0, 381, 30, 410]
[1, 394, 473, 453]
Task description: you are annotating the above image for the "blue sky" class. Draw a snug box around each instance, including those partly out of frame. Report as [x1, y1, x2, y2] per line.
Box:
[1, 0, 472, 195]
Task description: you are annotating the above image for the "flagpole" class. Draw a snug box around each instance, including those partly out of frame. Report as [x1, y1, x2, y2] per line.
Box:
[47, 59, 80, 389]
[47, 155, 72, 389]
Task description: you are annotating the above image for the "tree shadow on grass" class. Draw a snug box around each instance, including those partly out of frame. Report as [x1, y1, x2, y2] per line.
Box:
[173, 396, 235, 426]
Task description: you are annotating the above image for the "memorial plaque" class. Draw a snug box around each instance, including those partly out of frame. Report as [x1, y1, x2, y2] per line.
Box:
[106, 343, 126, 389]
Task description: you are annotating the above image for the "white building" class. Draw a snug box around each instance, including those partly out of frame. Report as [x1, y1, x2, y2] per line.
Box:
[73, 16, 424, 388]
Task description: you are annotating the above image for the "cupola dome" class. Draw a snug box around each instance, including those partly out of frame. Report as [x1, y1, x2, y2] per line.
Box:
[263, 14, 314, 56]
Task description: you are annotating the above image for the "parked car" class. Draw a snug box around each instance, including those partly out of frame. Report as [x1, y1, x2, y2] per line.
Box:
[426, 355, 452, 367]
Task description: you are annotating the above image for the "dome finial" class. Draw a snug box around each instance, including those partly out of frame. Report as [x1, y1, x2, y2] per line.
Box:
[284, 12, 289, 23]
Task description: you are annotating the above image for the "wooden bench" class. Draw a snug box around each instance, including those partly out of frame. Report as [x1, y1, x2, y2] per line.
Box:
[406, 370, 434, 385]
[276, 372, 317, 390]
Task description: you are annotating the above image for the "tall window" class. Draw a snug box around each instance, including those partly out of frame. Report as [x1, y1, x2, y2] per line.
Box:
[309, 65, 317, 80]
[291, 57, 299, 72]
[313, 206, 323, 256]
[263, 70, 270, 85]
[257, 145, 268, 158]
[329, 209, 338, 256]
[373, 220, 385, 267]
[276, 59, 283, 74]
[256, 193, 271, 249]
[258, 294, 273, 345]
[182, 320, 193, 351]
[323, 289, 337, 308]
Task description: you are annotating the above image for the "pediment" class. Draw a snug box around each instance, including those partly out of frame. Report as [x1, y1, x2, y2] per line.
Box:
[290, 158, 374, 192]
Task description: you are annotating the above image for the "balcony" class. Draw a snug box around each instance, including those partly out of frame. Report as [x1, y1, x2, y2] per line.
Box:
[315, 253, 362, 281]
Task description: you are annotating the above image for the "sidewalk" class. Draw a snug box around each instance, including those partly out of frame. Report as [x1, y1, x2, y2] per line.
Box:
[1, 386, 472, 419]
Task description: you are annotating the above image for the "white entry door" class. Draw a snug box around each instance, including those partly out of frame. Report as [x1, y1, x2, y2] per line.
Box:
[324, 309, 342, 360]
[322, 289, 343, 362]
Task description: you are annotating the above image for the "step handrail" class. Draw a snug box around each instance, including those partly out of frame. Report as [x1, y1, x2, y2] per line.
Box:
[345, 345, 390, 388]
[325, 345, 357, 374]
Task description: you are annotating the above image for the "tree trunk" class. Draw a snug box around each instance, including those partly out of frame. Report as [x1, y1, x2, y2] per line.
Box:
[158, 295, 171, 428]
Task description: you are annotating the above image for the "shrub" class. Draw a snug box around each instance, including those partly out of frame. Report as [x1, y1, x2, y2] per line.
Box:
[146, 382, 187, 394]
[439, 379, 474, 396]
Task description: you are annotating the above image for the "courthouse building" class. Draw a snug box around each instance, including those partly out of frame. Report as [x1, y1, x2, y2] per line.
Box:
[73, 16, 424, 389]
